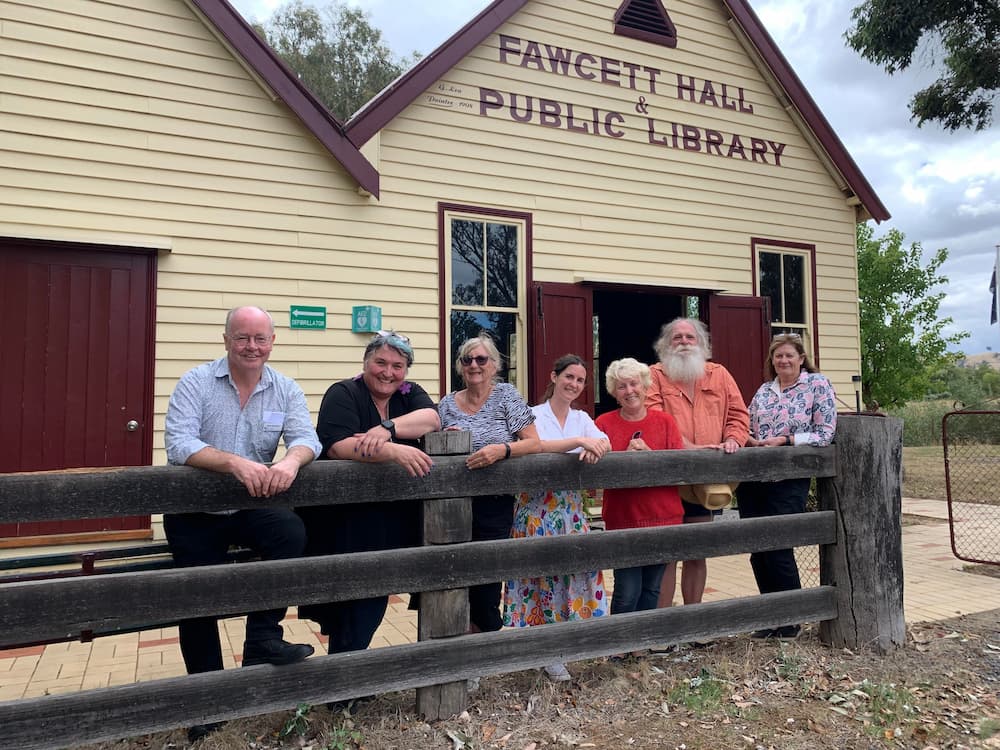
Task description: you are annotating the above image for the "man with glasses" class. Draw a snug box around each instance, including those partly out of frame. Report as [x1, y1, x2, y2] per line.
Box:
[164, 305, 321, 741]
[646, 317, 749, 614]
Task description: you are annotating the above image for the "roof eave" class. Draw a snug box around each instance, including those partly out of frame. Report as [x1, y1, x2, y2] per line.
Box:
[189, 0, 380, 198]
[722, 0, 889, 223]
[345, 0, 531, 147]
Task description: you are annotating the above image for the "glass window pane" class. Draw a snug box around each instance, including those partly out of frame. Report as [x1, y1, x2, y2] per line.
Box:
[758, 252, 782, 322]
[485, 223, 518, 308]
[449, 310, 517, 388]
[451, 219, 484, 305]
[783, 254, 805, 324]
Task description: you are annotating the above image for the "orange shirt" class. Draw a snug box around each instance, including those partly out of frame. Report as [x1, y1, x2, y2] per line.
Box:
[645, 362, 749, 447]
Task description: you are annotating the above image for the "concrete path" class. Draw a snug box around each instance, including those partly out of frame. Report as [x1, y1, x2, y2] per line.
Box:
[2, 498, 998, 701]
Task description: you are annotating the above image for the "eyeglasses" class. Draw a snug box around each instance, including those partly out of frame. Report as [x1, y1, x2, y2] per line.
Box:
[460, 355, 491, 367]
[772, 333, 802, 342]
[229, 334, 272, 347]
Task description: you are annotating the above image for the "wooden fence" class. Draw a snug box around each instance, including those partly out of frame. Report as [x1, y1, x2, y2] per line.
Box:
[0, 414, 903, 750]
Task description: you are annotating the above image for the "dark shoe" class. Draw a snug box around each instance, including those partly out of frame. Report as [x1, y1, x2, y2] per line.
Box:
[774, 625, 801, 641]
[327, 695, 371, 716]
[751, 625, 801, 641]
[187, 722, 225, 743]
[242, 639, 314, 666]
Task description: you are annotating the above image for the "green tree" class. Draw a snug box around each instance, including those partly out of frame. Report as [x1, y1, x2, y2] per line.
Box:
[845, 0, 1000, 131]
[858, 223, 967, 409]
[254, 0, 419, 121]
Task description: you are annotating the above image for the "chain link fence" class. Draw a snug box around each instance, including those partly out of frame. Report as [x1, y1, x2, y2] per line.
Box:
[943, 410, 1000, 565]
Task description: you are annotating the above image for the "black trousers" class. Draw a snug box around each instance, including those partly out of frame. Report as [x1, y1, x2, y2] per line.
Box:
[296, 502, 420, 653]
[737, 478, 811, 595]
[468, 494, 515, 632]
[163, 509, 306, 674]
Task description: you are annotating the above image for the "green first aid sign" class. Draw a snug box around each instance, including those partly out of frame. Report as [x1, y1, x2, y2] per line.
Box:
[289, 305, 327, 330]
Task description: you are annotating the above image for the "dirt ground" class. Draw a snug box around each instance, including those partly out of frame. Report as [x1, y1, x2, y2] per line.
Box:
[90, 606, 1000, 750]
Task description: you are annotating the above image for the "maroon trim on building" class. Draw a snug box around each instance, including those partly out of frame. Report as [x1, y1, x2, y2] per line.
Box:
[436, 202, 534, 396]
[346, 0, 531, 147]
[613, 0, 678, 48]
[722, 0, 889, 222]
[750, 237, 821, 369]
[347, 0, 888, 223]
[190, 0, 379, 197]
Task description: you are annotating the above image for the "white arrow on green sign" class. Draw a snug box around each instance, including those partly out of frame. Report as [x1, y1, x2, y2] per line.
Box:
[289, 305, 327, 330]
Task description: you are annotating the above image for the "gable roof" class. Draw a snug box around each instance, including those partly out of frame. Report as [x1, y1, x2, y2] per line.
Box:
[190, 0, 380, 197]
[345, 0, 889, 222]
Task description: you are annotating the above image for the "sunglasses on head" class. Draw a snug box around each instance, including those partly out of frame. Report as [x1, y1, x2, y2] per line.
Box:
[460, 355, 491, 366]
[376, 329, 410, 344]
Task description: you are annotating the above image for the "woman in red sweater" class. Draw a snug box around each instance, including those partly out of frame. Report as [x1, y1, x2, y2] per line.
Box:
[595, 358, 684, 614]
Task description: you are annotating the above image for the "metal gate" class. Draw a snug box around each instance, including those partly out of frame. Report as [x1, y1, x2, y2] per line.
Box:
[942, 410, 1000, 565]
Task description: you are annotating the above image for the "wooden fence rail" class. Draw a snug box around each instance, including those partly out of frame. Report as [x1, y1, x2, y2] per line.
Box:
[0, 414, 903, 750]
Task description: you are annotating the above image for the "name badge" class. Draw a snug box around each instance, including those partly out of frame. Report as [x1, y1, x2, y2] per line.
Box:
[263, 411, 285, 429]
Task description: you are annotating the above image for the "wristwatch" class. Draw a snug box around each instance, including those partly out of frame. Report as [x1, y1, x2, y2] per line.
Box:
[380, 419, 396, 439]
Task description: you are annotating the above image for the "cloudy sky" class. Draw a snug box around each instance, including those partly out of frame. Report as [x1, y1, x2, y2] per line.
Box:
[230, 0, 1000, 355]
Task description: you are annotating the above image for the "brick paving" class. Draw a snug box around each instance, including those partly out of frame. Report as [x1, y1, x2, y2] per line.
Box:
[1, 498, 999, 700]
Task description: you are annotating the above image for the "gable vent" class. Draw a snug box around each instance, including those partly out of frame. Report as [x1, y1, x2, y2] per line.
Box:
[613, 0, 678, 48]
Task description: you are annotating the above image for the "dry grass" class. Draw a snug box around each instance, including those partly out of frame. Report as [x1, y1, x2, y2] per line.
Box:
[84, 612, 1000, 750]
[902, 445, 947, 499]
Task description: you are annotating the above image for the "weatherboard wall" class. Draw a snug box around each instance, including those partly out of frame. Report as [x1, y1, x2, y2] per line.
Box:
[0, 0, 443, 464]
[360, 0, 863, 395]
[0, 0, 866, 472]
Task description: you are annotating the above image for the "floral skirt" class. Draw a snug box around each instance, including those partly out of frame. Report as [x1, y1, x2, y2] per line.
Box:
[502, 488, 607, 626]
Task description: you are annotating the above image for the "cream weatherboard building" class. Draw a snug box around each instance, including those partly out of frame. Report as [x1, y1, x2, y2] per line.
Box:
[0, 0, 887, 544]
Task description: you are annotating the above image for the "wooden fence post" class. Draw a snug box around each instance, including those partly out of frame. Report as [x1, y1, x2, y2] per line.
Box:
[817, 413, 905, 653]
[415, 431, 472, 719]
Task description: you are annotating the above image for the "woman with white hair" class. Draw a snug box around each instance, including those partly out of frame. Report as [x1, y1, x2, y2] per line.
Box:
[595, 358, 684, 616]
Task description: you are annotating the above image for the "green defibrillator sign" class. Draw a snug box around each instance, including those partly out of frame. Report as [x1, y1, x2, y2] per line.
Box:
[289, 305, 327, 330]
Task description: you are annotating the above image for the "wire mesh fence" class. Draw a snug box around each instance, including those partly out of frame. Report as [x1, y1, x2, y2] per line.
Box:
[943, 410, 1000, 565]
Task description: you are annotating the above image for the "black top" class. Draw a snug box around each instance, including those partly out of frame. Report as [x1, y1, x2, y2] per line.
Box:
[316, 375, 435, 456]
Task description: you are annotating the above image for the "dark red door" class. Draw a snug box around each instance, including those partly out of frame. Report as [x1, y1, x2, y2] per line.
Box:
[529, 282, 595, 413]
[0, 240, 154, 541]
[708, 294, 770, 406]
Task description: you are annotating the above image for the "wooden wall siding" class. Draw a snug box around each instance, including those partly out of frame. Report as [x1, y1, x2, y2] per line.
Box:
[0, 0, 445, 465]
[2, 0, 866, 471]
[366, 0, 862, 394]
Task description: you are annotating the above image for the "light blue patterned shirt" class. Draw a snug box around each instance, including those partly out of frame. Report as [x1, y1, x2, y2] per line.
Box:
[165, 356, 321, 468]
[748, 372, 837, 447]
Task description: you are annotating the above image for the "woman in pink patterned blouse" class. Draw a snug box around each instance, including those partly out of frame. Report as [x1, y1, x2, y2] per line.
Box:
[740, 333, 837, 640]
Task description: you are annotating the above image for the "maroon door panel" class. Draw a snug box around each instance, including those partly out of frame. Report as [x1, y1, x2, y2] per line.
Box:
[529, 282, 594, 414]
[0, 240, 154, 539]
[708, 294, 770, 406]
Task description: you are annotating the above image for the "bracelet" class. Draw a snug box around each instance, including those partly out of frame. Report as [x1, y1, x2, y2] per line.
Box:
[504, 443, 511, 460]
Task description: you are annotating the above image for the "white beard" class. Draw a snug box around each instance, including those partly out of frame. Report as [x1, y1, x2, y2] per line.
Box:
[662, 346, 707, 384]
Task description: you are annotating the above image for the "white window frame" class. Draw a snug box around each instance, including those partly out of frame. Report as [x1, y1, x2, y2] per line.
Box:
[442, 207, 528, 394]
[754, 241, 816, 355]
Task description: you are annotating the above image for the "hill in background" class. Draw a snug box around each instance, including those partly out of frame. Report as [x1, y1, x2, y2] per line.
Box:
[960, 351, 1000, 369]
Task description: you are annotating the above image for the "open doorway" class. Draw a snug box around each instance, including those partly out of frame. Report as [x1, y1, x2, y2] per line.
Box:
[592, 289, 689, 416]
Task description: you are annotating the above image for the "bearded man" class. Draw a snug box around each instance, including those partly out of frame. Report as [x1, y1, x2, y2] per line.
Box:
[645, 317, 749, 610]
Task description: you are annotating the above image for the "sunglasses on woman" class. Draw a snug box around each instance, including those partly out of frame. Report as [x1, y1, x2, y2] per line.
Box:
[460, 355, 491, 366]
